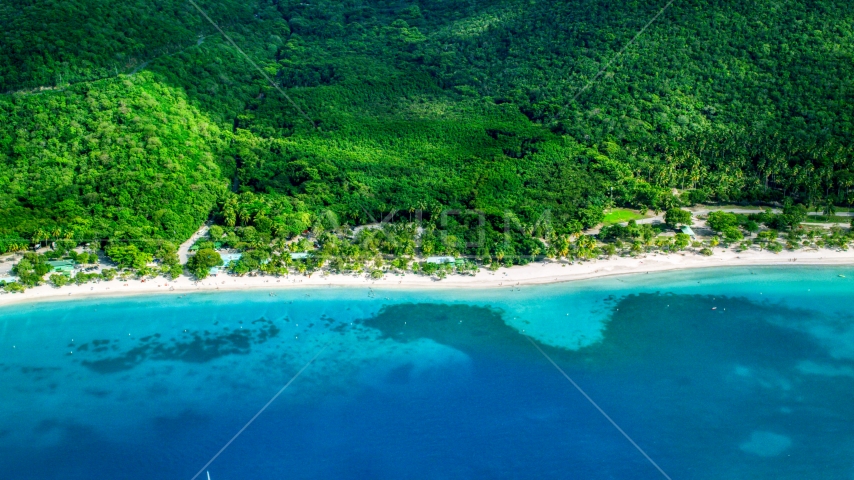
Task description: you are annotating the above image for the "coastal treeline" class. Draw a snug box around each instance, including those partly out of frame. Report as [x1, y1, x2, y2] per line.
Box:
[8, 203, 854, 293]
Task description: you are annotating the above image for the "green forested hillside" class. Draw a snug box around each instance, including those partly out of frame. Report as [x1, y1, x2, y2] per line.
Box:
[421, 0, 854, 201]
[0, 73, 227, 252]
[0, 0, 260, 91]
[1, 0, 853, 260]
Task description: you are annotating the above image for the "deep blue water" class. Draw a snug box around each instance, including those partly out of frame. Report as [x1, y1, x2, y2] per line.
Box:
[1, 266, 854, 479]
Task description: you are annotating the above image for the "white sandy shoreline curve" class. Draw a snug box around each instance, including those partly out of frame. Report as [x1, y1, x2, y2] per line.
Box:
[2, 248, 854, 308]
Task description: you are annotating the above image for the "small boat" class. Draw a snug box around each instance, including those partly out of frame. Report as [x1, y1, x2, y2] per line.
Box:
[207, 472, 211, 480]
[839, 275, 846, 278]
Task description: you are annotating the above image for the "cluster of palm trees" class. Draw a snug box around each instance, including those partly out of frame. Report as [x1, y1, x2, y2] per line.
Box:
[637, 130, 854, 208]
[31, 227, 72, 243]
[4, 227, 77, 253]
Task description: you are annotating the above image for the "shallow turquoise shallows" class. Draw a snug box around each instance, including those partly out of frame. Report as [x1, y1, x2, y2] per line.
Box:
[1, 266, 853, 479]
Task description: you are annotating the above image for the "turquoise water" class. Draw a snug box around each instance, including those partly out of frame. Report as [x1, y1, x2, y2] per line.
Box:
[1, 266, 853, 479]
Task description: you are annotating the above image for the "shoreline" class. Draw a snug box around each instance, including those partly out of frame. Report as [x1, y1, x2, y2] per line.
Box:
[2, 248, 854, 308]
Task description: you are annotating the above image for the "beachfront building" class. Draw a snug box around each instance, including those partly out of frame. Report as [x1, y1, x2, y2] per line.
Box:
[209, 252, 243, 276]
[290, 252, 310, 260]
[47, 260, 75, 275]
[425, 256, 456, 264]
[680, 225, 696, 238]
[220, 253, 243, 265]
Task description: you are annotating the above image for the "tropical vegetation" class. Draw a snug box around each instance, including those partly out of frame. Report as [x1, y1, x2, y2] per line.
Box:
[2, 0, 854, 289]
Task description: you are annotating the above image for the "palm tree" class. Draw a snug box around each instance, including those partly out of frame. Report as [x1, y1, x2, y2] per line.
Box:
[271, 223, 284, 239]
[823, 200, 837, 219]
[32, 229, 47, 249]
[557, 236, 570, 258]
[237, 206, 251, 226]
[222, 199, 237, 227]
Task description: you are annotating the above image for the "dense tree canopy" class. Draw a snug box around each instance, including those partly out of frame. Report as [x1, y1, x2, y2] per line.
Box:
[2, 0, 853, 262]
[0, 73, 228, 253]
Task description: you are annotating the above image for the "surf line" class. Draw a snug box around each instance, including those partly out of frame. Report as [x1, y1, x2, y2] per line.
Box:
[525, 336, 673, 480]
[189, 339, 331, 480]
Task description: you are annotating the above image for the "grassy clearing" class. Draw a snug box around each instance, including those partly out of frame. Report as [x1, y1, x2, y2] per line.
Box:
[602, 209, 645, 225]
[711, 205, 764, 211]
[803, 215, 854, 223]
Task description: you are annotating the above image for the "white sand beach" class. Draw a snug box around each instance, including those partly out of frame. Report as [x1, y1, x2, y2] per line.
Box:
[2, 247, 853, 307]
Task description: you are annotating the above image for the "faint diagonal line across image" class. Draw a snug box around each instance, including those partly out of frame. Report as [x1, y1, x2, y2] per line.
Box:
[189, 340, 330, 480]
[554, 0, 677, 120]
[187, 0, 317, 129]
[526, 337, 673, 480]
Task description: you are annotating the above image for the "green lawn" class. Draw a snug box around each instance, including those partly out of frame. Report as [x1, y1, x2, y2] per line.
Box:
[713, 205, 763, 211]
[804, 215, 853, 223]
[602, 209, 645, 225]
